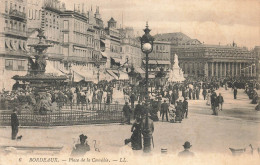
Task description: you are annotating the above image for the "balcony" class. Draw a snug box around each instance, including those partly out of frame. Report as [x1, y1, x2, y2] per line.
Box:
[4, 27, 27, 38]
[64, 56, 106, 64]
[9, 9, 26, 21]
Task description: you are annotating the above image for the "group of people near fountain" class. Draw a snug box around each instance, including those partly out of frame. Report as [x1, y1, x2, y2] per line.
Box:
[0, 75, 259, 115]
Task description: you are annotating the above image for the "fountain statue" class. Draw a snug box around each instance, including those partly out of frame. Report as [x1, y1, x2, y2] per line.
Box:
[168, 54, 185, 82]
[12, 28, 67, 114]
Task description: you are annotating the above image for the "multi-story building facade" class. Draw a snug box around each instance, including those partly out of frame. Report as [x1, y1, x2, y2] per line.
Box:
[253, 46, 260, 80]
[60, 6, 106, 82]
[104, 17, 122, 68]
[155, 32, 256, 78]
[142, 40, 171, 73]
[27, 0, 66, 73]
[0, 0, 28, 90]
[119, 27, 142, 69]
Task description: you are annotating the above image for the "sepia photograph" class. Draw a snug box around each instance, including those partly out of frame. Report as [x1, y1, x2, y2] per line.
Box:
[0, 0, 259, 164]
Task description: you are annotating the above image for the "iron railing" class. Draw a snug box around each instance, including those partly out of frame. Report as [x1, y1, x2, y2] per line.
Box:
[0, 110, 124, 126]
[0, 103, 125, 126]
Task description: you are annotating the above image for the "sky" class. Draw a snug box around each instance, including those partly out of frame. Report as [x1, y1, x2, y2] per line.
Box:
[61, 0, 260, 49]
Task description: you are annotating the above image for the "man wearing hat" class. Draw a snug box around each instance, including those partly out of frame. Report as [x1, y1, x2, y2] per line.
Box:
[71, 134, 90, 156]
[134, 100, 142, 120]
[183, 98, 189, 118]
[178, 141, 194, 157]
[161, 100, 169, 122]
[123, 102, 131, 124]
[11, 108, 19, 140]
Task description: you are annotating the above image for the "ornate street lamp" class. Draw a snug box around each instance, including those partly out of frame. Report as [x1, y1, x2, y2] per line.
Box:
[140, 22, 154, 100]
[140, 22, 154, 153]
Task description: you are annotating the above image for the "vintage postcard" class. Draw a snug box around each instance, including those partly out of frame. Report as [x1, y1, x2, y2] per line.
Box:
[0, 0, 259, 165]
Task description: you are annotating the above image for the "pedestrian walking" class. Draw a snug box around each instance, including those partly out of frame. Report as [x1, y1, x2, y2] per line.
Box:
[234, 87, 238, 99]
[129, 117, 142, 150]
[161, 100, 169, 122]
[130, 93, 136, 110]
[134, 101, 142, 120]
[217, 93, 224, 111]
[183, 98, 189, 118]
[123, 102, 131, 124]
[202, 88, 207, 100]
[11, 108, 19, 140]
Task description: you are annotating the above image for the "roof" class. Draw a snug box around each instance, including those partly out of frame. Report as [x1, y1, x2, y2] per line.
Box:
[108, 17, 116, 23]
[154, 32, 191, 43]
[142, 60, 171, 65]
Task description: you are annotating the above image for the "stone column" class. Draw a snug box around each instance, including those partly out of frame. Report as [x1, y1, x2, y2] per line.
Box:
[224, 62, 227, 77]
[232, 62, 235, 76]
[219, 62, 223, 77]
[204, 62, 208, 77]
[211, 62, 214, 77]
[254, 64, 257, 77]
[194, 62, 197, 76]
[216, 62, 218, 77]
[239, 63, 241, 75]
[190, 63, 193, 75]
[228, 62, 231, 76]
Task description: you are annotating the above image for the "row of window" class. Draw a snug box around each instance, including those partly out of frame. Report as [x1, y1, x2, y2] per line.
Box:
[5, 1, 26, 14]
[72, 48, 100, 59]
[28, 9, 41, 20]
[124, 46, 141, 55]
[155, 45, 169, 51]
[69, 33, 96, 48]
[5, 59, 27, 71]
[45, 25, 60, 41]
[74, 20, 89, 34]
[5, 19, 26, 32]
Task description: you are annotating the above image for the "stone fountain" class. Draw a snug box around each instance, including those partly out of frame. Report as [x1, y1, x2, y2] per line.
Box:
[12, 29, 67, 114]
[168, 54, 185, 82]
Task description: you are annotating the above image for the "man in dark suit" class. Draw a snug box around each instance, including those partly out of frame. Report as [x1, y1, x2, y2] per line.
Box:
[130, 93, 136, 110]
[183, 98, 189, 118]
[11, 108, 19, 140]
[178, 141, 195, 157]
[234, 87, 238, 99]
[134, 101, 142, 120]
[123, 102, 131, 124]
[202, 88, 207, 100]
[217, 93, 224, 111]
[161, 100, 169, 122]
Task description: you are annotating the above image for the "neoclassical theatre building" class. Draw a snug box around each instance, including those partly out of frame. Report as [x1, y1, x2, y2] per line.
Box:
[154, 33, 256, 78]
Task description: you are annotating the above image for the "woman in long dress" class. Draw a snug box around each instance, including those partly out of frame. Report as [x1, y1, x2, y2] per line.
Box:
[130, 118, 142, 150]
[206, 90, 211, 106]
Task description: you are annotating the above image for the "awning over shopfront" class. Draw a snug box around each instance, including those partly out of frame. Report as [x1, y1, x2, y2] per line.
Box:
[45, 61, 65, 76]
[142, 60, 171, 65]
[99, 71, 115, 81]
[73, 71, 84, 82]
[118, 70, 129, 80]
[106, 70, 118, 79]
[71, 65, 98, 83]
[101, 52, 108, 58]
[106, 69, 129, 80]
[135, 67, 145, 74]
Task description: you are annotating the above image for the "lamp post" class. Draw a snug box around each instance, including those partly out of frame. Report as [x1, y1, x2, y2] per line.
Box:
[140, 22, 154, 101]
[140, 22, 154, 153]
